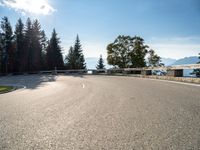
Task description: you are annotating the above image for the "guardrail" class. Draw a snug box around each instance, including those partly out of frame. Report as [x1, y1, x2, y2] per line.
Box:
[38, 64, 200, 77]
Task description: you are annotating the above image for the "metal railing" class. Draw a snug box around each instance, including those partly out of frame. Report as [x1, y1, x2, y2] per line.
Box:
[38, 64, 200, 77]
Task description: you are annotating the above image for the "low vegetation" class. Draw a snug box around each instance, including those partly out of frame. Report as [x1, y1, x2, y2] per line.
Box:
[0, 86, 13, 93]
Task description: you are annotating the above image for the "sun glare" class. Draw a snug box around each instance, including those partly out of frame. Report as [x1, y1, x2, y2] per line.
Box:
[1, 0, 55, 15]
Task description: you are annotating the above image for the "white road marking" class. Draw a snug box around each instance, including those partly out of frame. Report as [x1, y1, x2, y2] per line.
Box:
[82, 83, 85, 88]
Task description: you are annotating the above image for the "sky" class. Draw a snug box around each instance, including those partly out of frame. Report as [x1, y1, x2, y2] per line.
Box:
[0, 0, 200, 59]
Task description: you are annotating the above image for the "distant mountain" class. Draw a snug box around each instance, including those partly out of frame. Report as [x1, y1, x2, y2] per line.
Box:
[161, 58, 177, 66]
[171, 56, 199, 66]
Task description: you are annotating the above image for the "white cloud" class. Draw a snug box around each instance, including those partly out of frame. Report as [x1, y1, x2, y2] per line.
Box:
[0, 0, 56, 15]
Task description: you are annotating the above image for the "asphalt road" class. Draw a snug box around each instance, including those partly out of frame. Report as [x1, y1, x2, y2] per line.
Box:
[0, 75, 200, 150]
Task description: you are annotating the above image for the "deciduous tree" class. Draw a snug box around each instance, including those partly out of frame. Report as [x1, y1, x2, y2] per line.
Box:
[148, 49, 163, 67]
[107, 35, 132, 68]
[130, 36, 148, 68]
[107, 35, 150, 68]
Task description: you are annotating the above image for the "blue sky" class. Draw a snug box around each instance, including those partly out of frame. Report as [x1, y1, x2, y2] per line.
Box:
[0, 0, 200, 59]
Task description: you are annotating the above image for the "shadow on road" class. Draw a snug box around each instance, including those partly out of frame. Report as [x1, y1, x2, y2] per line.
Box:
[0, 75, 57, 89]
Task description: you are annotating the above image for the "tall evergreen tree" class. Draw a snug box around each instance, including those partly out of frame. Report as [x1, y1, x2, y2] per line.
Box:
[40, 30, 48, 70]
[14, 18, 24, 72]
[65, 46, 75, 69]
[24, 18, 32, 72]
[0, 16, 14, 73]
[46, 29, 64, 70]
[73, 35, 86, 69]
[96, 54, 105, 69]
[31, 19, 42, 71]
[0, 17, 68, 73]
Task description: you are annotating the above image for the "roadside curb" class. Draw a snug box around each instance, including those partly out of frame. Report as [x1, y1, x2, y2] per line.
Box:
[85, 74, 200, 85]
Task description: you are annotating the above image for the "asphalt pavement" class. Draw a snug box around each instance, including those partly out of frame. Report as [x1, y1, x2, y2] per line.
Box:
[0, 75, 200, 150]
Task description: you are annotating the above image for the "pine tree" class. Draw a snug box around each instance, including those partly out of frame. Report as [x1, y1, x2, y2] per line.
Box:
[31, 19, 42, 71]
[40, 30, 48, 70]
[24, 18, 32, 72]
[65, 46, 75, 69]
[96, 54, 105, 69]
[73, 35, 86, 69]
[46, 29, 64, 70]
[0, 16, 14, 73]
[14, 18, 24, 72]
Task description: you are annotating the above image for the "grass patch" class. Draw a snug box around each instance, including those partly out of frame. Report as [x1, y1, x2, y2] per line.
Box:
[0, 86, 14, 94]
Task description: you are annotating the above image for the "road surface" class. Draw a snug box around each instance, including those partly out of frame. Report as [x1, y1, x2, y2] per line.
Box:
[0, 75, 200, 149]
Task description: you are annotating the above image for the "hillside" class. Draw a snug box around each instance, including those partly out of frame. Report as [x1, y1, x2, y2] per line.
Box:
[161, 58, 177, 66]
[172, 56, 199, 66]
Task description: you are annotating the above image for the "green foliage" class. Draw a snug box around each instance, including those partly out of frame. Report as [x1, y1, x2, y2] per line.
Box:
[130, 36, 149, 68]
[193, 53, 200, 77]
[46, 29, 64, 70]
[73, 35, 86, 69]
[96, 55, 105, 69]
[0, 16, 66, 73]
[0, 16, 13, 73]
[0, 50, 1, 72]
[22, 18, 43, 72]
[40, 30, 48, 70]
[31, 19, 42, 71]
[65, 46, 75, 69]
[24, 18, 33, 72]
[0, 86, 13, 93]
[14, 18, 48, 72]
[148, 49, 163, 67]
[14, 18, 24, 72]
[107, 35, 149, 68]
[107, 35, 132, 68]
[65, 35, 86, 69]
